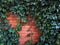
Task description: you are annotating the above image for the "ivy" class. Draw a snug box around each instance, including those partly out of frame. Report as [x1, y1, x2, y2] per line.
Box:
[0, 0, 60, 45]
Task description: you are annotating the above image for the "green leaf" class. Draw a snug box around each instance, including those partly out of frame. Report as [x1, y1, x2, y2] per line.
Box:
[0, 43, 4, 45]
[16, 23, 22, 31]
[9, 28, 15, 33]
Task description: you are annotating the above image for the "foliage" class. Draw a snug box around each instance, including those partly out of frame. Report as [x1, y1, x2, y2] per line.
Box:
[0, 0, 60, 45]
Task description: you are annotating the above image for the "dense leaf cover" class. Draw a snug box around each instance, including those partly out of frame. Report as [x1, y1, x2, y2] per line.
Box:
[0, 0, 60, 45]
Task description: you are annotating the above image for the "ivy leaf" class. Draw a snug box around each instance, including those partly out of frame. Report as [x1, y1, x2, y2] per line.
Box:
[0, 43, 4, 45]
[16, 23, 22, 31]
[8, 28, 15, 33]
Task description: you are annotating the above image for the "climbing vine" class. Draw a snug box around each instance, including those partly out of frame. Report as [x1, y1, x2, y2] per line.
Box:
[0, 0, 60, 45]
